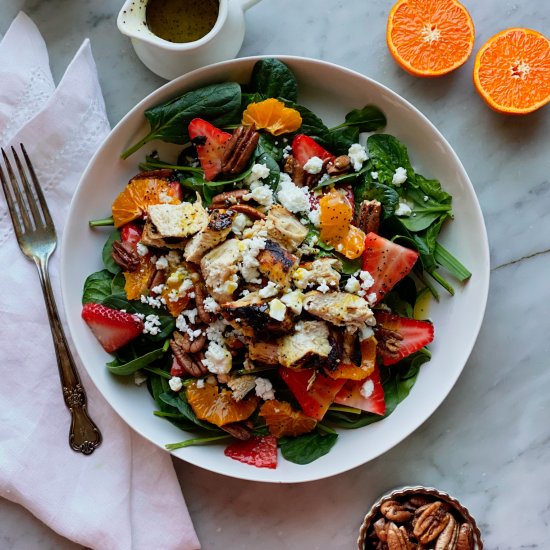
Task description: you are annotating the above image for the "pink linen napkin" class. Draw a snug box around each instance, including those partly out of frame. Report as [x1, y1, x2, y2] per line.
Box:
[0, 13, 200, 550]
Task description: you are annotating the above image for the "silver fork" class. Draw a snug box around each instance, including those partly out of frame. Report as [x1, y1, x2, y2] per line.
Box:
[0, 144, 102, 455]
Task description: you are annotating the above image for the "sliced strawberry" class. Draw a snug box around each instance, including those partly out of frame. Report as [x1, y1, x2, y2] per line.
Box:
[292, 134, 335, 167]
[362, 232, 419, 304]
[120, 222, 143, 246]
[170, 357, 185, 377]
[280, 367, 345, 421]
[334, 364, 386, 415]
[224, 435, 277, 469]
[82, 303, 144, 353]
[188, 118, 232, 181]
[374, 311, 434, 366]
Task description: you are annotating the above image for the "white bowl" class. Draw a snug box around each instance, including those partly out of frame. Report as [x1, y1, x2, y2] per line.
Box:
[61, 56, 489, 483]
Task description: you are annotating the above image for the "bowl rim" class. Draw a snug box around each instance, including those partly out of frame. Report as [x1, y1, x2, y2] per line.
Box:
[357, 485, 483, 549]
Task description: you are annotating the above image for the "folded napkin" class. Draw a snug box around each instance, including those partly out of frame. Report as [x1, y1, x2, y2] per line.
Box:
[0, 13, 200, 550]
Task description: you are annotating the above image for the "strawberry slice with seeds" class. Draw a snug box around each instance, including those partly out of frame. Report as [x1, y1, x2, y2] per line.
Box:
[82, 303, 144, 353]
[362, 232, 419, 304]
[224, 435, 278, 469]
[374, 311, 434, 366]
[292, 134, 335, 167]
[120, 222, 143, 246]
[188, 118, 232, 181]
[334, 364, 386, 415]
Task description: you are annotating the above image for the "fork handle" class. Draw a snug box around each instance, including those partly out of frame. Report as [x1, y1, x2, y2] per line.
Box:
[35, 257, 102, 455]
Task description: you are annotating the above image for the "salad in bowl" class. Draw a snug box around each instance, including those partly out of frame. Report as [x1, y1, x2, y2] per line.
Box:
[80, 59, 471, 471]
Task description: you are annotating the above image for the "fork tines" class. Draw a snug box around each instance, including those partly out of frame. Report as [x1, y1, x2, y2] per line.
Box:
[0, 144, 54, 238]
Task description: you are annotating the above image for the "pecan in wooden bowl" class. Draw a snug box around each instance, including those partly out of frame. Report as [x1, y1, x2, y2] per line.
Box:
[357, 486, 483, 550]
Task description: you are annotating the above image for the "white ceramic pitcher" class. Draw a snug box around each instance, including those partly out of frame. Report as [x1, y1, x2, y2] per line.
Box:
[117, 0, 262, 80]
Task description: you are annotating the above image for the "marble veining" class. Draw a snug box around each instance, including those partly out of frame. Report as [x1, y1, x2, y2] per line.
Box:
[0, 0, 549, 548]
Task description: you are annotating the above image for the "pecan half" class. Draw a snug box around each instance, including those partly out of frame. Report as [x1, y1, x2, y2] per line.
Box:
[375, 326, 404, 357]
[381, 500, 414, 523]
[283, 154, 323, 188]
[149, 269, 167, 293]
[231, 203, 267, 220]
[456, 523, 474, 550]
[326, 155, 351, 176]
[221, 422, 252, 440]
[173, 329, 207, 354]
[386, 522, 411, 550]
[221, 125, 260, 175]
[194, 280, 215, 324]
[373, 518, 389, 542]
[170, 338, 207, 377]
[435, 514, 459, 550]
[210, 189, 249, 208]
[413, 501, 450, 545]
[111, 240, 140, 272]
[356, 199, 382, 235]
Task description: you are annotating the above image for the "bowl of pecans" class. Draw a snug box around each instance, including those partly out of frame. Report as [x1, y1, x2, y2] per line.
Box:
[357, 486, 483, 549]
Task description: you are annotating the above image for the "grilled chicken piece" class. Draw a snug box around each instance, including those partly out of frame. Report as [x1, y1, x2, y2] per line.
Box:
[221, 291, 293, 339]
[184, 209, 235, 263]
[300, 258, 342, 288]
[248, 340, 280, 365]
[200, 238, 241, 304]
[140, 217, 188, 249]
[265, 205, 308, 251]
[303, 291, 374, 329]
[278, 320, 333, 368]
[147, 201, 209, 238]
[257, 239, 299, 288]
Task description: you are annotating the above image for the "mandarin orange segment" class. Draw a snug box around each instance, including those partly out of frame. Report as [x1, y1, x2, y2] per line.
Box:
[473, 28, 550, 115]
[325, 336, 377, 380]
[242, 98, 302, 136]
[161, 279, 191, 317]
[123, 257, 155, 300]
[259, 400, 317, 438]
[334, 225, 366, 260]
[186, 381, 259, 427]
[325, 363, 371, 381]
[319, 189, 353, 244]
[387, 0, 475, 77]
[112, 174, 181, 228]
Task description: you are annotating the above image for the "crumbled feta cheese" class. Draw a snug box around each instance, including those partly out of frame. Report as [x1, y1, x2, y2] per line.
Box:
[395, 202, 412, 217]
[182, 308, 198, 325]
[268, 298, 287, 321]
[423, 195, 429, 202]
[203, 296, 219, 313]
[360, 379, 374, 398]
[280, 289, 304, 314]
[231, 212, 252, 236]
[318, 173, 330, 185]
[255, 377, 275, 400]
[244, 181, 274, 207]
[227, 375, 256, 401]
[292, 267, 311, 289]
[240, 289, 250, 297]
[344, 276, 361, 294]
[169, 377, 183, 392]
[155, 256, 169, 270]
[370, 171, 379, 180]
[392, 166, 408, 186]
[317, 279, 330, 293]
[140, 294, 165, 309]
[307, 206, 321, 227]
[348, 143, 368, 171]
[196, 378, 205, 389]
[205, 318, 229, 346]
[303, 155, 324, 174]
[178, 278, 194, 295]
[282, 144, 292, 159]
[277, 173, 311, 214]
[134, 370, 148, 386]
[239, 235, 266, 283]
[366, 292, 377, 305]
[247, 163, 271, 182]
[202, 342, 232, 374]
[359, 324, 375, 341]
[136, 242, 149, 257]
[143, 313, 161, 335]
[151, 284, 165, 294]
[359, 270, 375, 290]
[258, 281, 279, 299]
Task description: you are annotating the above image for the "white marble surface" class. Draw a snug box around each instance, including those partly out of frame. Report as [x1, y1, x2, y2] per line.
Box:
[1, 0, 549, 548]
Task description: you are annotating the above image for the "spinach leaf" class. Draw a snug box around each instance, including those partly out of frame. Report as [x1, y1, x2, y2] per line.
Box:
[258, 133, 284, 164]
[121, 82, 242, 159]
[102, 230, 121, 274]
[279, 432, 338, 465]
[111, 272, 126, 295]
[159, 392, 221, 432]
[355, 179, 399, 219]
[342, 104, 387, 132]
[107, 341, 169, 376]
[254, 145, 281, 190]
[325, 125, 360, 155]
[286, 102, 330, 141]
[413, 173, 451, 204]
[82, 269, 114, 304]
[249, 58, 298, 102]
[367, 134, 414, 185]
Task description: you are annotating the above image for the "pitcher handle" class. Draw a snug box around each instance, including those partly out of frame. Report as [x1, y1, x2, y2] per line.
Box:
[240, 0, 262, 11]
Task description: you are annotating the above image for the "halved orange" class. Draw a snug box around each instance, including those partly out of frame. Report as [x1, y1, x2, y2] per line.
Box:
[387, 0, 475, 77]
[111, 172, 181, 228]
[259, 400, 317, 438]
[242, 98, 302, 136]
[186, 381, 258, 427]
[473, 28, 550, 115]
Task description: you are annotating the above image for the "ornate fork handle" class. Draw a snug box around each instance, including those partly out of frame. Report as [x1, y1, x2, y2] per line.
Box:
[36, 256, 102, 455]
